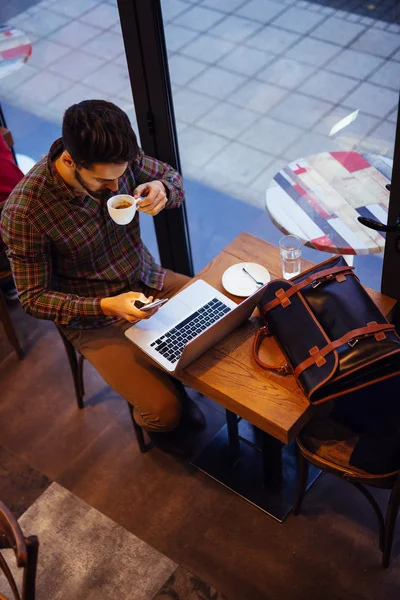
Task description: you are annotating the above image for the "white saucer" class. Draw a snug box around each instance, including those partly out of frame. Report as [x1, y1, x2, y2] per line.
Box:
[222, 262, 271, 297]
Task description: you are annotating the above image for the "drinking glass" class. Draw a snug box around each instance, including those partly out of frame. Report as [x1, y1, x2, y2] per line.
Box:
[279, 235, 302, 280]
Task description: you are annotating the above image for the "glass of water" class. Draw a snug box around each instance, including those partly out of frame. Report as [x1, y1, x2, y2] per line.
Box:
[279, 235, 302, 280]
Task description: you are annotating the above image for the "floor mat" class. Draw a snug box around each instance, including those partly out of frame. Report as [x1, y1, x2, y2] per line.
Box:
[0, 482, 177, 599]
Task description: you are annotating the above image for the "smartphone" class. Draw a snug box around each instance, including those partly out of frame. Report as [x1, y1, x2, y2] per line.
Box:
[135, 297, 169, 312]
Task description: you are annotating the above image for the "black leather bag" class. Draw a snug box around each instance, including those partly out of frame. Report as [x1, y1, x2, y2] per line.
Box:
[253, 255, 400, 405]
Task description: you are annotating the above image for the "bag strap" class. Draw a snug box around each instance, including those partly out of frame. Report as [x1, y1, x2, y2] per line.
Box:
[294, 322, 396, 378]
[261, 265, 355, 314]
[252, 325, 293, 375]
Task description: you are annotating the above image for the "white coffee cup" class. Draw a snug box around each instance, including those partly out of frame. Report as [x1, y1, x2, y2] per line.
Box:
[107, 194, 138, 225]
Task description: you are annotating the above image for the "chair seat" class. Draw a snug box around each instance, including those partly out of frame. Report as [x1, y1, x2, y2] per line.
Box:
[299, 414, 399, 481]
[299, 415, 360, 468]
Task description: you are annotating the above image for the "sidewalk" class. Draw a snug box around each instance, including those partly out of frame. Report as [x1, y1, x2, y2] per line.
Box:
[1, 0, 399, 210]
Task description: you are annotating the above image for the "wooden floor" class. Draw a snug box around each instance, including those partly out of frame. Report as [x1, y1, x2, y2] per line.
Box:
[1, 301, 400, 600]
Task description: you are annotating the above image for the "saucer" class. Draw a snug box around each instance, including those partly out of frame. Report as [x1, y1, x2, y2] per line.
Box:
[222, 262, 271, 297]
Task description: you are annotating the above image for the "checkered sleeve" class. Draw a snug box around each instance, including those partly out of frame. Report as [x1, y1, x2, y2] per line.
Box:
[132, 148, 185, 209]
[1, 207, 104, 325]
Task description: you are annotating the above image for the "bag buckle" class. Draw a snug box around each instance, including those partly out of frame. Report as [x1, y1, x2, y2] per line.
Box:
[259, 325, 271, 337]
[348, 338, 358, 348]
[311, 280, 321, 289]
[278, 363, 293, 375]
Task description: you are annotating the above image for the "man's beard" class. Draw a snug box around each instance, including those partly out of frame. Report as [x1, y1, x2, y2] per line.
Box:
[74, 169, 112, 201]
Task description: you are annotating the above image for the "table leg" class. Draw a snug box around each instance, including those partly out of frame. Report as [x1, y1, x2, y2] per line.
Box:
[226, 409, 240, 465]
[192, 416, 320, 522]
[261, 431, 283, 485]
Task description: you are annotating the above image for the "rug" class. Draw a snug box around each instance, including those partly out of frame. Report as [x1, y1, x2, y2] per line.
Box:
[0, 482, 177, 599]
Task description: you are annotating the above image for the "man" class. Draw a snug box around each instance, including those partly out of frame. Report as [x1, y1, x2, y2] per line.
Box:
[0, 131, 24, 299]
[0, 99, 203, 455]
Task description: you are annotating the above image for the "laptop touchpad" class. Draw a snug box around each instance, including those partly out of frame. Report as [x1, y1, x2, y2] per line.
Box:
[152, 298, 192, 327]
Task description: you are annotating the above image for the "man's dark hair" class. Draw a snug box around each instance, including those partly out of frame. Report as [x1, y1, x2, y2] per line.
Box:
[62, 99, 139, 169]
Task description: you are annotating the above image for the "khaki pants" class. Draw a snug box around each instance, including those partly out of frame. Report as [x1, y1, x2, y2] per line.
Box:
[62, 270, 191, 432]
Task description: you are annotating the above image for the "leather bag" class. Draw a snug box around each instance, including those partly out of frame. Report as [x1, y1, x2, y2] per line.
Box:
[253, 255, 400, 405]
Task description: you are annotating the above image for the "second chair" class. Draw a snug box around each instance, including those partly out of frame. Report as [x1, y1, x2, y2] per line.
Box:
[56, 326, 149, 454]
[0, 268, 23, 360]
[294, 413, 400, 568]
[0, 500, 38, 600]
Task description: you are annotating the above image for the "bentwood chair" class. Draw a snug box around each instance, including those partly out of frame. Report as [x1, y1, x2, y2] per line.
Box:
[0, 501, 38, 600]
[56, 326, 149, 453]
[0, 265, 23, 360]
[294, 414, 400, 567]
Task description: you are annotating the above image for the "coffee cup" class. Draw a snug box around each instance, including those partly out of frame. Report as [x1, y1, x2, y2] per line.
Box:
[107, 194, 137, 225]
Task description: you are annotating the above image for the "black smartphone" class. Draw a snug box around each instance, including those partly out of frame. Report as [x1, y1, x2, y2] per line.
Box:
[135, 298, 169, 312]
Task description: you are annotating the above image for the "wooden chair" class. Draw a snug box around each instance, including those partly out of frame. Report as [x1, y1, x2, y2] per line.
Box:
[0, 268, 22, 360]
[56, 326, 149, 453]
[0, 501, 38, 600]
[294, 414, 400, 568]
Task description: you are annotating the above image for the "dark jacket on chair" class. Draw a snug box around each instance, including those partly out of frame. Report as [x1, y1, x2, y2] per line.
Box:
[331, 376, 400, 474]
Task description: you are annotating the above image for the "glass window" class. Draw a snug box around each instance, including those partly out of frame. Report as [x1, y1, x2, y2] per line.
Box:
[0, 0, 157, 257]
[162, 0, 400, 289]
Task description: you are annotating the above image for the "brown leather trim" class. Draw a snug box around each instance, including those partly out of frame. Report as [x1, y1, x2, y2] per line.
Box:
[294, 290, 339, 398]
[262, 265, 355, 315]
[326, 347, 400, 385]
[309, 345, 327, 367]
[375, 332, 386, 341]
[275, 288, 291, 308]
[367, 320, 388, 341]
[294, 323, 395, 378]
[311, 365, 400, 405]
[252, 326, 293, 375]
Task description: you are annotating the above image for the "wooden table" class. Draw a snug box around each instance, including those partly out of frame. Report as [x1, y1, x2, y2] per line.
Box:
[177, 232, 396, 520]
[265, 152, 393, 265]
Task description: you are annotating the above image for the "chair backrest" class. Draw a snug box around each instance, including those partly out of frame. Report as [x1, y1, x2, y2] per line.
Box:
[0, 277, 23, 360]
[0, 502, 38, 600]
[0, 250, 12, 282]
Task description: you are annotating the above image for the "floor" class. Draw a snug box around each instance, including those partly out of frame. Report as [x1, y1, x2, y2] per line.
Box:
[1, 480, 229, 599]
[1, 297, 400, 599]
[1, 0, 399, 208]
[1, 0, 400, 596]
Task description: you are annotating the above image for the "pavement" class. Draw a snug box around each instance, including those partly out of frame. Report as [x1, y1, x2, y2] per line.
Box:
[0, 0, 399, 209]
[0, 0, 399, 290]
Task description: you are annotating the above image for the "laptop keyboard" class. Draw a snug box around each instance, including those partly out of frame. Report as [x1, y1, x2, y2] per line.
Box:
[150, 298, 231, 364]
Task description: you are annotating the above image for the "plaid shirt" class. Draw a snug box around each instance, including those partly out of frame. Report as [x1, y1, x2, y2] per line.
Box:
[0, 139, 184, 329]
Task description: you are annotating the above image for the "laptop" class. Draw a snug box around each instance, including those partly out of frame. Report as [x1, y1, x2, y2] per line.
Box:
[125, 278, 268, 373]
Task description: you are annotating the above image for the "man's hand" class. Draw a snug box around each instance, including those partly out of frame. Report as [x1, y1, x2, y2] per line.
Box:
[100, 291, 159, 323]
[134, 181, 167, 216]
